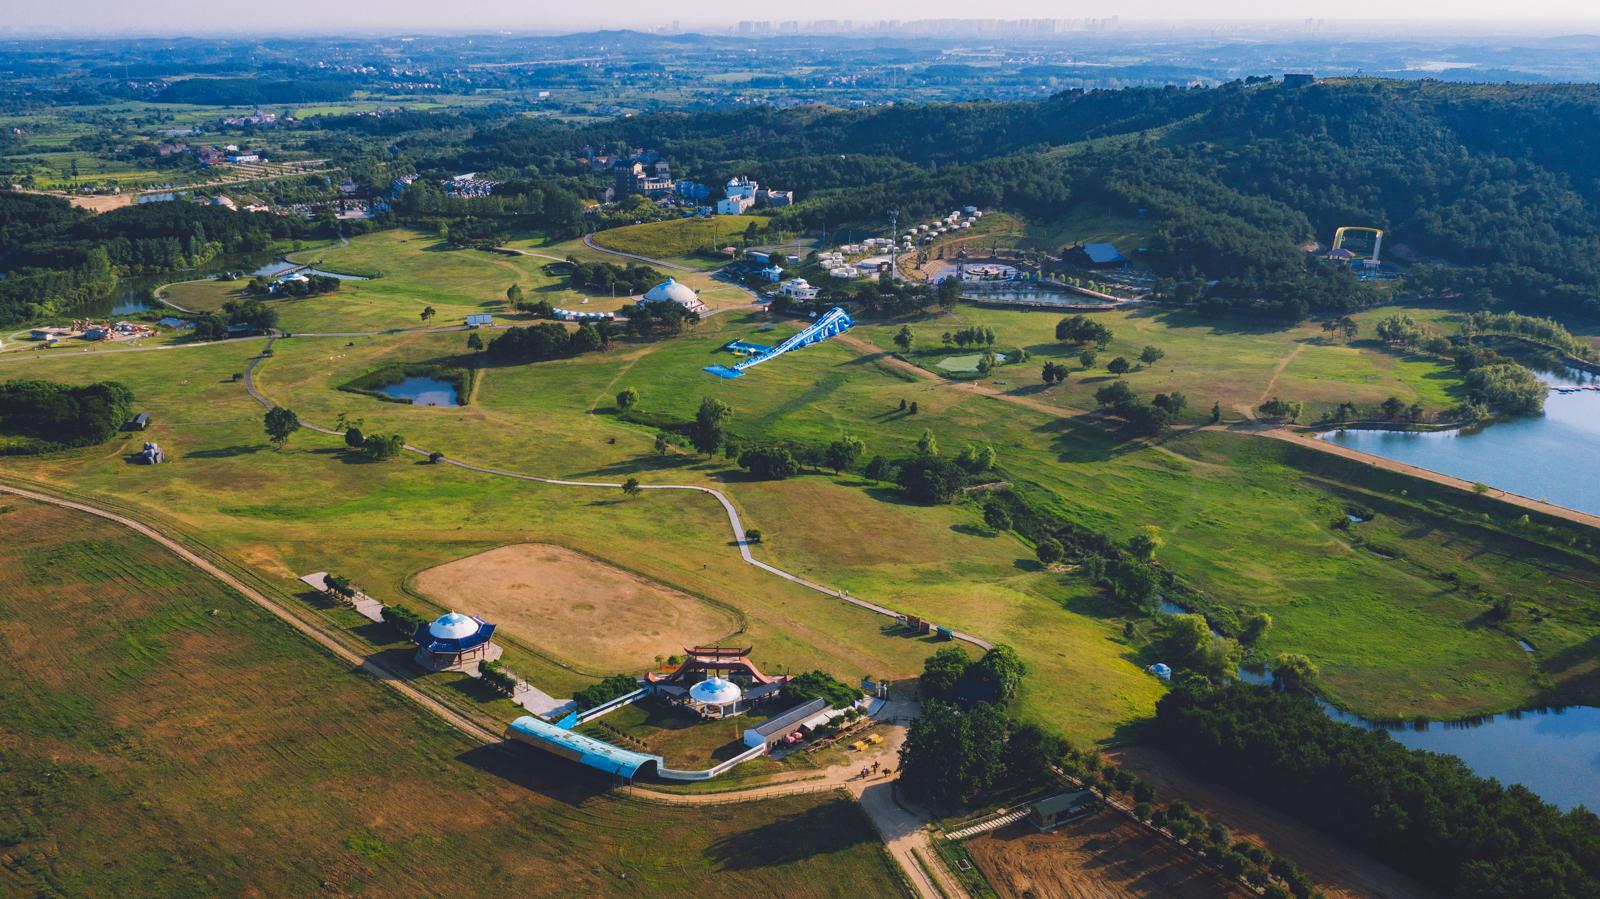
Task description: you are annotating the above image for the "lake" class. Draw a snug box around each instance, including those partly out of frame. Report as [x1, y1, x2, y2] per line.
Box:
[1319, 366, 1600, 517]
[1167, 606, 1600, 810]
[379, 376, 460, 407]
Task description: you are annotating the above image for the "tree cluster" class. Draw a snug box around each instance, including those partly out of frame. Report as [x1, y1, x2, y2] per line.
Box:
[0, 379, 133, 451]
[1155, 681, 1600, 898]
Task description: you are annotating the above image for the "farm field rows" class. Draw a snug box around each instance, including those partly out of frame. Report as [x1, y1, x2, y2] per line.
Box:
[0, 496, 907, 897]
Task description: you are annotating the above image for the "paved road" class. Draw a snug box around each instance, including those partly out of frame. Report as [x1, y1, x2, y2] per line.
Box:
[582, 232, 697, 272]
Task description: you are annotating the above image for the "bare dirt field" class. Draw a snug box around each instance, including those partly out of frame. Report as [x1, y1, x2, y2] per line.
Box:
[66, 193, 135, 213]
[411, 542, 741, 672]
[1110, 746, 1432, 899]
[965, 810, 1252, 899]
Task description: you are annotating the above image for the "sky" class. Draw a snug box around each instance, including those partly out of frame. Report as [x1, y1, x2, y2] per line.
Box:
[4, 1, 1598, 36]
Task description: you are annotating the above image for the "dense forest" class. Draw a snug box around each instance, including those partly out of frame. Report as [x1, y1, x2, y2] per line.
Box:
[0, 192, 331, 326]
[0, 379, 134, 453]
[416, 78, 1600, 319]
[1155, 681, 1600, 898]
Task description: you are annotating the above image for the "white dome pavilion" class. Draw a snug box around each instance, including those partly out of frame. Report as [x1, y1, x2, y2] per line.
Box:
[689, 676, 742, 707]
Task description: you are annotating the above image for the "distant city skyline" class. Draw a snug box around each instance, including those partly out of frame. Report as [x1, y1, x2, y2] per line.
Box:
[4, 2, 1600, 37]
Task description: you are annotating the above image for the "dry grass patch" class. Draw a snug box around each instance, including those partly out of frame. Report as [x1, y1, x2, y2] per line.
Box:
[411, 542, 741, 672]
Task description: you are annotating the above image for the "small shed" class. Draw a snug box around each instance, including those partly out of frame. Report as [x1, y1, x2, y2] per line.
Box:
[1067, 243, 1127, 268]
[127, 412, 151, 431]
[1029, 789, 1095, 832]
[465, 313, 493, 327]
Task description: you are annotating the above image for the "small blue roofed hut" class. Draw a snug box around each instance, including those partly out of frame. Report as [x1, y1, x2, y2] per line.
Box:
[413, 611, 499, 671]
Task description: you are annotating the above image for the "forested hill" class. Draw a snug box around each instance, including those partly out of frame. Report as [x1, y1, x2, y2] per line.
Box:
[442, 78, 1600, 319]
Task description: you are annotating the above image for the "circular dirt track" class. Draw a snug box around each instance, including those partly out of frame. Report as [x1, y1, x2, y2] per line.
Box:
[411, 543, 740, 672]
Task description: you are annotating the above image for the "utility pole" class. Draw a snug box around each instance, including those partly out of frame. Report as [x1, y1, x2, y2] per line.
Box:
[888, 208, 899, 280]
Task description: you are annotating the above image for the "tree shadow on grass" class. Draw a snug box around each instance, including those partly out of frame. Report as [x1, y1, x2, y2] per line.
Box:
[705, 801, 879, 870]
[1034, 415, 1145, 463]
[953, 523, 996, 538]
[185, 444, 264, 459]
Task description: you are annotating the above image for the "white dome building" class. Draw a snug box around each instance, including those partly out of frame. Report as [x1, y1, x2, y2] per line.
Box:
[687, 676, 743, 718]
[412, 610, 500, 671]
[641, 278, 707, 314]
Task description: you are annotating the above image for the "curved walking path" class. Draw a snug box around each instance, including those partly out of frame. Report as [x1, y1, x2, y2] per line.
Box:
[582, 233, 697, 272]
[241, 335, 993, 651]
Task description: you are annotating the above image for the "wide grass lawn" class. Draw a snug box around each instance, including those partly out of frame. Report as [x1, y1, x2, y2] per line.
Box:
[4, 264, 1596, 729]
[590, 215, 771, 269]
[0, 497, 907, 898]
[856, 303, 1465, 421]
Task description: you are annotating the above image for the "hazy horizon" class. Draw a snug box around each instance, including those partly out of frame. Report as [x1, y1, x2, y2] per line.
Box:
[4, 1, 1600, 39]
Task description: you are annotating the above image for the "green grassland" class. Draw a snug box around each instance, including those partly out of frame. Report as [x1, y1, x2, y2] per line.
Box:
[590, 215, 773, 269]
[4, 229, 1596, 734]
[857, 303, 1465, 421]
[0, 497, 907, 897]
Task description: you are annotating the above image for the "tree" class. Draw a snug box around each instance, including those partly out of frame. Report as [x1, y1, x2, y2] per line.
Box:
[1078, 349, 1097, 368]
[864, 455, 891, 481]
[1271, 653, 1318, 693]
[738, 446, 799, 479]
[1107, 356, 1131, 375]
[616, 386, 639, 412]
[893, 325, 914, 353]
[263, 406, 300, 449]
[1004, 722, 1068, 786]
[899, 700, 1011, 810]
[1041, 360, 1068, 385]
[824, 435, 865, 473]
[1258, 397, 1302, 422]
[1240, 611, 1273, 646]
[1153, 392, 1187, 417]
[691, 396, 731, 455]
[920, 647, 970, 701]
[507, 283, 523, 305]
[970, 644, 1027, 705]
[895, 455, 966, 504]
[1140, 345, 1166, 365]
[908, 401, 919, 415]
[984, 503, 1013, 532]
[1035, 537, 1064, 566]
[1211, 401, 1222, 422]
[916, 429, 939, 457]
[360, 433, 406, 461]
[622, 477, 641, 497]
[428, 451, 443, 464]
[466, 331, 484, 352]
[654, 432, 670, 455]
[1128, 525, 1164, 561]
[744, 528, 762, 544]
[420, 305, 436, 323]
[344, 426, 364, 449]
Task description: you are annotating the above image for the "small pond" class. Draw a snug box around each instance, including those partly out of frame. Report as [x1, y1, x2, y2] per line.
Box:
[379, 376, 460, 407]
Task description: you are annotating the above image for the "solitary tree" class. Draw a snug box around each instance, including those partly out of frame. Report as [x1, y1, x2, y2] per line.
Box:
[622, 477, 641, 497]
[1078, 349, 1097, 368]
[1128, 525, 1164, 561]
[893, 325, 914, 353]
[744, 528, 762, 544]
[1107, 356, 1131, 375]
[420, 305, 436, 323]
[1272, 653, 1319, 693]
[466, 331, 484, 352]
[916, 429, 939, 457]
[616, 386, 640, 412]
[264, 406, 300, 449]
[691, 396, 731, 455]
[654, 432, 670, 455]
[507, 283, 523, 305]
[344, 426, 364, 449]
